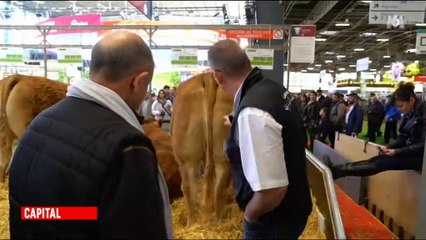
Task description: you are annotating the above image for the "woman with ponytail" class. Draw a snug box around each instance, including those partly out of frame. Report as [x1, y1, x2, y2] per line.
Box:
[324, 82, 426, 179]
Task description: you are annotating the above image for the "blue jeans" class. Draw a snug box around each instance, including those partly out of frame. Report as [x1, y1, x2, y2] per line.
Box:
[243, 217, 307, 239]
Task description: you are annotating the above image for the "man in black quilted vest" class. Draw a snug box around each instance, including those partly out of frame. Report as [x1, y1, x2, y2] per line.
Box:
[9, 31, 172, 239]
[208, 39, 312, 239]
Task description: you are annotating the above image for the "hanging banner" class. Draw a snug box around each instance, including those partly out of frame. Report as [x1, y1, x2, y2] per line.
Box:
[289, 25, 316, 63]
[171, 48, 198, 68]
[36, 14, 101, 35]
[0, 47, 23, 63]
[56, 48, 82, 64]
[245, 48, 274, 70]
[221, 29, 283, 40]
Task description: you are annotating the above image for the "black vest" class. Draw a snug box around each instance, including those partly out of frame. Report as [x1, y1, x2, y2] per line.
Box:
[9, 97, 163, 239]
[225, 68, 312, 222]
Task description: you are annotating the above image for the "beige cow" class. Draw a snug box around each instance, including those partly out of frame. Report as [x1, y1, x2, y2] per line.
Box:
[0, 75, 182, 205]
[171, 72, 234, 226]
[0, 74, 68, 181]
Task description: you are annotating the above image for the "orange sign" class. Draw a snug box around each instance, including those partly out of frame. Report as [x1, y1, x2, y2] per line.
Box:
[222, 29, 279, 40]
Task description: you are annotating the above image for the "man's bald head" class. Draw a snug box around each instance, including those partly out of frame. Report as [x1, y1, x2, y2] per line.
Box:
[208, 39, 252, 79]
[90, 30, 154, 82]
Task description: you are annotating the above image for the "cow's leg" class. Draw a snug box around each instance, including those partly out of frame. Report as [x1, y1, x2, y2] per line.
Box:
[201, 154, 215, 223]
[0, 128, 15, 182]
[214, 158, 231, 220]
[179, 158, 200, 227]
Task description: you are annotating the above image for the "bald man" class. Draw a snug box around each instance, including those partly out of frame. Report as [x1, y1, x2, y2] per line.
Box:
[208, 40, 312, 239]
[9, 31, 172, 239]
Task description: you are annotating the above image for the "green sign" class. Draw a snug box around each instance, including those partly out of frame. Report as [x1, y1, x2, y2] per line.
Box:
[171, 48, 198, 68]
[246, 49, 274, 70]
[0, 47, 23, 62]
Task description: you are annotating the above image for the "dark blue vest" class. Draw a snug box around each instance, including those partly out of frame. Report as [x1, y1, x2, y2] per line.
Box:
[225, 68, 312, 222]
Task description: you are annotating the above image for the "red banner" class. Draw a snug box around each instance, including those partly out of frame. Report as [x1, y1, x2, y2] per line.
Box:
[21, 207, 98, 220]
[36, 14, 101, 35]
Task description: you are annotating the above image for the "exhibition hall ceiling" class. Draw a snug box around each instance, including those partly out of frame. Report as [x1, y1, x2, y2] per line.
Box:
[0, 0, 425, 72]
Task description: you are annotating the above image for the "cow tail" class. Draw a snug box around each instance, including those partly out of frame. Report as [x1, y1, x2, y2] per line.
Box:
[0, 75, 20, 135]
[203, 73, 217, 179]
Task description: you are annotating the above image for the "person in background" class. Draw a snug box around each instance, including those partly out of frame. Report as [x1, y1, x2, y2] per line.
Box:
[152, 89, 173, 132]
[318, 107, 332, 145]
[138, 90, 155, 120]
[344, 92, 364, 137]
[8, 30, 172, 239]
[366, 92, 385, 143]
[305, 90, 320, 150]
[208, 39, 311, 239]
[163, 85, 173, 102]
[321, 92, 333, 110]
[329, 92, 346, 148]
[317, 89, 325, 106]
[384, 94, 400, 144]
[169, 86, 177, 104]
[324, 82, 425, 179]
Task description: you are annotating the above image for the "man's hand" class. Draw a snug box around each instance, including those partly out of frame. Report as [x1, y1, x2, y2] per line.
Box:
[224, 115, 233, 126]
[382, 148, 395, 156]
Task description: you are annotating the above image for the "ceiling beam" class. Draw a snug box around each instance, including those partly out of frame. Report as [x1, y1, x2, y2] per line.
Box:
[302, 1, 338, 25]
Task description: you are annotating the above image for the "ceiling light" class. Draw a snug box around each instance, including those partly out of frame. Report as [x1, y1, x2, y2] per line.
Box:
[384, 65, 391, 68]
[307, 67, 314, 70]
[34, 1, 45, 3]
[315, 64, 322, 67]
[354, 48, 365, 51]
[361, 0, 372, 3]
[325, 51, 335, 55]
[338, 68, 346, 71]
[337, 55, 346, 58]
[315, 38, 327, 42]
[383, 55, 391, 58]
[376, 38, 389, 42]
[349, 65, 356, 67]
[406, 48, 417, 53]
[335, 22, 351, 27]
[416, 23, 426, 27]
[369, 60, 372, 63]
[283, 64, 288, 66]
[360, 32, 377, 37]
[325, 60, 333, 63]
[370, 69, 376, 71]
[329, 70, 334, 73]
[301, 70, 307, 72]
[319, 31, 339, 36]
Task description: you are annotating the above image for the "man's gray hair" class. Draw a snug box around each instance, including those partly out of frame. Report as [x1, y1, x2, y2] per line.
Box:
[207, 39, 251, 78]
[90, 34, 154, 82]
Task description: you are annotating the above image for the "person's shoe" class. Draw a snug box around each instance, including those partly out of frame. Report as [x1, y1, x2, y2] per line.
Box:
[322, 155, 344, 179]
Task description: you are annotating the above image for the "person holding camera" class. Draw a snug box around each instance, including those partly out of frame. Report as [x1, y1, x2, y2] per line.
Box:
[152, 89, 173, 132]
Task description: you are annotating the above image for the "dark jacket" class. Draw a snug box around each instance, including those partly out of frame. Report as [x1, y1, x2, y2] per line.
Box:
[9, 97, 167, 239]
[390, 100, 426, 156]
[367, 100, 385, 123]
[225, 68, 312, 224]
[330, 101, 346, 130]
[318, 116, 332, 141]
[304, 101, 320, 131]
[345, 104, 364, 135]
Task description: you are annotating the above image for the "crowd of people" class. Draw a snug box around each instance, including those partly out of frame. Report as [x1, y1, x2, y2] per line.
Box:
[138, 85, 176, 132]
[296, 89, 402, 149]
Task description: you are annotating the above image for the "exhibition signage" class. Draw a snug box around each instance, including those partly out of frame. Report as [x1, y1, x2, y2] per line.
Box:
[369, 1, 425, 25]
[416, 29, 426, 54]
[356, 57, 369, 72]
[289, 25, 316, 63]
[56, 48, 82, 64]
[171, 48, 198, 68]
[216, 29, 284, 40]
[0, 47, 23, 63]
[245, 48, 274, 70]
[37, 14, 101, 35]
